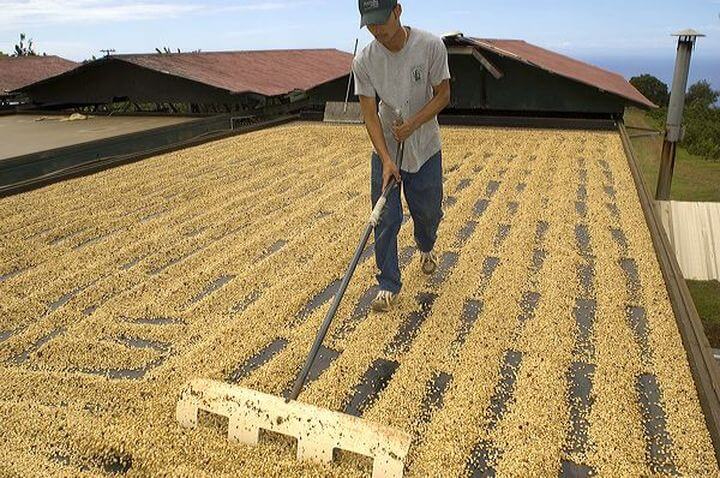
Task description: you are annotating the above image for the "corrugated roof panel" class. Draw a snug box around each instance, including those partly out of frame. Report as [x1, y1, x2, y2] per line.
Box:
[115, 49, 353, 97]
[0, 55, 77, 94]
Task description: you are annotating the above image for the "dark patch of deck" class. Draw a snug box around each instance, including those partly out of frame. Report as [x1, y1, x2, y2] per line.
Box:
[456, 179, 472, 192]
[116, 335, 170, 353]
[467, 439, 497, 478]
[231, 290, 262, 314]
[573, 299, 596, 359]
[536, 221, 550, 242]
[606, 202, 620, 218]
[636, 373, 677, 474]
[493, 224, 511, 248]
[48, 287, 85, 314]
[189, 275, 235, 305]
[518, 292, 541, 324]
[148, 246, 203, 275]
[610, 228, 628, 252]
[601, 168, 614, 184]
[11, 327, 66, 364]
[482, 256, 501, 281]
[429, 251, 459, 288]
[330, 287, 377, 342]
[456, 299, 483, 347]
[295, 279, 341, 323]
[49, 228, 86, 246]
[0, 329, 16, 343]
[305, 344, 340, 384]
[487, 350, 523, 429]
[578, 265, 595, 297]
[627, 306, 650, 361]
[565, 362, 595, 455]
[228, 338, 289, 383]
[575, 225, 592, 259]
[284, 344, 341, 398]
[576, 202, 587, 217]
[579, 169, 588, 184]
[83, 305, 98, 316]
[82, 356, 166, 380]
[344, 358, 400, 417]
[101, 452, 133, 474]
[73, 231, 115, 250]
[474, 198, 489, 216]
[560, 460, 595, 478]
[261, 239, 287, 258]
[577, 185, 587, 201]
[420, 371, 452, 418]
[531, 249, 546, 275]
[486, 181, 501, 198]
[620, 258, 641, 302]
[456, 221, 478, 247]
[386, 292, 438, 354]
[124, 316, 185, 326]
[0, 268, 26, 283]
[120, 255, 145, 270]
[359, 243, 375, 263]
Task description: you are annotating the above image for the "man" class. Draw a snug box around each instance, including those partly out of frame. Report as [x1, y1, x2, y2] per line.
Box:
[353, 0, 451, 312]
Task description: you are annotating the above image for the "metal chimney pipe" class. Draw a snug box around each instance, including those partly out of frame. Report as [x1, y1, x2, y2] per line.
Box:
[656, 29, 705, 200]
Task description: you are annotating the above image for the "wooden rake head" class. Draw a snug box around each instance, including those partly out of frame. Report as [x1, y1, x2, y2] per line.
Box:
[176, 379, 411, 477]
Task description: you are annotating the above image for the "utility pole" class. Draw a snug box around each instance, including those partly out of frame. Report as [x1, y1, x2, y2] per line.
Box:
[656, 29, 704, 200]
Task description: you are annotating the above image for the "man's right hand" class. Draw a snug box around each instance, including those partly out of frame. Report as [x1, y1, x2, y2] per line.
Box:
[382, 158, 401, 191]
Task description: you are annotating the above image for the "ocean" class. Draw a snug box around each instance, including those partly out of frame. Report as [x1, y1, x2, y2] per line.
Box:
[579, 55, 720, 96]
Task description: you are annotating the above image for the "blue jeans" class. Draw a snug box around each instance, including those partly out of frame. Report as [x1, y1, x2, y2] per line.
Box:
[371, 150, 444, 293]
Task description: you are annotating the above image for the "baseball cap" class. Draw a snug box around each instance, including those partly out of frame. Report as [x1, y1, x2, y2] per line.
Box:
[358, 0, 398, 27]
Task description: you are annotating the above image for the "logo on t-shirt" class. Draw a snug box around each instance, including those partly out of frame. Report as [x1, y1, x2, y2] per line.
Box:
[412, 65, 424, 83]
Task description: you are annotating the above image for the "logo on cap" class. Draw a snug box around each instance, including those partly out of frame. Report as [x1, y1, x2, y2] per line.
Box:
[363, 0, 379, 9]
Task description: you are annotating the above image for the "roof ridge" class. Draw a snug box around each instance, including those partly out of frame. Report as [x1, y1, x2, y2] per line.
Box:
[113, 48, 345, 58]
[0, 54, 75, 62]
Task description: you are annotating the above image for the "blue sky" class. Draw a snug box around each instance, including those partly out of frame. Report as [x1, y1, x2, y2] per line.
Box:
[1, 0, 719, 85]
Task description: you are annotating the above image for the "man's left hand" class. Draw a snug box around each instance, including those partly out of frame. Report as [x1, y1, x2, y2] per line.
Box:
[392, 119, 417, 142]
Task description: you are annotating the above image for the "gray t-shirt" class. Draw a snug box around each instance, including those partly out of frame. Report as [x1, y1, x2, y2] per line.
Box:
[353, 27, 451, 173]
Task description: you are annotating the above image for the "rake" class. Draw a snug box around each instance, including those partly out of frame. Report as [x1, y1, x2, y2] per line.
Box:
[177, 138, 411, 477]
[323, 38, 364, 124]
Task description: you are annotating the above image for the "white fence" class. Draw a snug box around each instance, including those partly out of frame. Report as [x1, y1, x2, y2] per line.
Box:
[656, 200, 720, 281]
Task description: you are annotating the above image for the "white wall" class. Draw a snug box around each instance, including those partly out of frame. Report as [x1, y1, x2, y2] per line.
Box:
[656, 200, 720, 281]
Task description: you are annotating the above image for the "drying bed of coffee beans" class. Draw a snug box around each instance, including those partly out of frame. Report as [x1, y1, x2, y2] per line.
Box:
[0, 122, 716, 477]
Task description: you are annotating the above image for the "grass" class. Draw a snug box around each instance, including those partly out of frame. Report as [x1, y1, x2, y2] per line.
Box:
[624, 108, 720, 346]
[687, 280, 720, 348]
[624, 107, 720, 202]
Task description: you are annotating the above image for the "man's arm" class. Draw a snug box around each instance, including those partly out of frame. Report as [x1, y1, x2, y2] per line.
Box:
[359, 95, 401, 189]
[392, 79, 450, 142]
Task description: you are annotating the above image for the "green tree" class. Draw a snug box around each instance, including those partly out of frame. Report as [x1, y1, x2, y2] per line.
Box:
[686, 80, 719, 109]
[13, 33, 37, 56]
[630, 74, 669, 107]
[683, 104, 720, 160]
